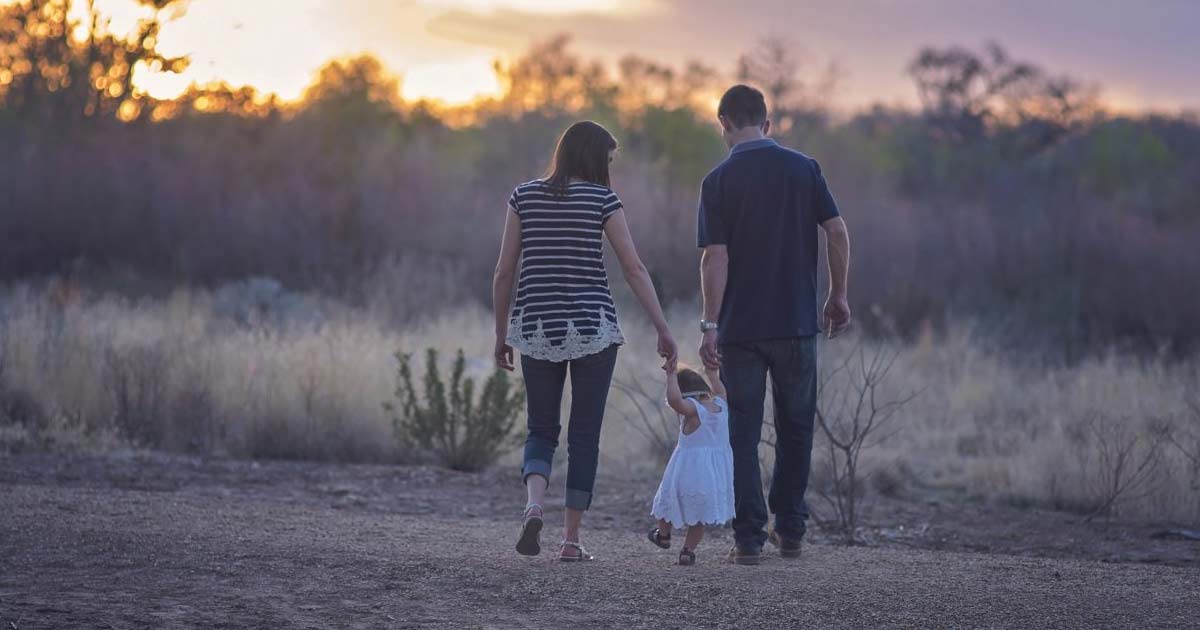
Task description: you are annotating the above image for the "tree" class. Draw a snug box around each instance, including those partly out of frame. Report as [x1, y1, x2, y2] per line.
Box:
[907, 42, 1097, 147]
[158, 81, 278, 119]
[0, 0, 189, 126]
[737, 37, 800, 110]
[736, 36, 838, 132]
[674, 60, 721, 113]
[492, 35, 614, 115]
[301, 55, 402, 115]
[616, 54, 675, 111]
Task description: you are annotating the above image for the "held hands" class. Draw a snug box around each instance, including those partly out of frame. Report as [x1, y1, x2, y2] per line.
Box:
[699, 329, 721, 370]
[657, 329, 678, 372]
[662, 355, 678, 374]
[823, 293, 852, 339]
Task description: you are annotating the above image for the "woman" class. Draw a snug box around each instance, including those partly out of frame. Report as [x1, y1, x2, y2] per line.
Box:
[493, 120, 677, 562]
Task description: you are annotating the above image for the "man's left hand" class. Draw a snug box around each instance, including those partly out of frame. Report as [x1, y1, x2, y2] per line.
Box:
[823, 294, 852, 339]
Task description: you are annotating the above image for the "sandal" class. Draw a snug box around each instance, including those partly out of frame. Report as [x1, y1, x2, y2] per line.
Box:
[647, 527, 672, 550]
[516, 505, 543, 556]
[559, 540, 595, 562]
[678, 547, 696, 566]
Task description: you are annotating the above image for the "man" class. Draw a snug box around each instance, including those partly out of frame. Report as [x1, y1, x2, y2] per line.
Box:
[697, 85, 851, 565]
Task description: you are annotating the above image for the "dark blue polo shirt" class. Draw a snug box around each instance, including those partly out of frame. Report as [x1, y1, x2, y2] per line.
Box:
[696, 138, 840, 344]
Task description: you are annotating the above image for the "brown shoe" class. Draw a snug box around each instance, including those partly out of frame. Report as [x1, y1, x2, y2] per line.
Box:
[726, 545, 762, 565]
[768, 527, 803, 559]
[778, 537, 802, 559]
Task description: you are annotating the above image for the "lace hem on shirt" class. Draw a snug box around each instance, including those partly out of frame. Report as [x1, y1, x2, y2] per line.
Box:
[507, 311, 625, 362]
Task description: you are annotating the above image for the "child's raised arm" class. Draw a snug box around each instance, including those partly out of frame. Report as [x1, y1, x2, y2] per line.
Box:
[705, 365, 727, 399]
[665, 364, 700, 433]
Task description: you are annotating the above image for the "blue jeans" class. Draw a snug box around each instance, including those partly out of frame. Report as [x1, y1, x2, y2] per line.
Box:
[721, 337, 818, 550]
[519, 344, 619, 511]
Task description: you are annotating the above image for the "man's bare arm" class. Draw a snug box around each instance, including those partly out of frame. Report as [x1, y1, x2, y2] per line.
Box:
[699, 245, 729, 368]
[701, 245, 728, 322]
[821, 217, 851, 337]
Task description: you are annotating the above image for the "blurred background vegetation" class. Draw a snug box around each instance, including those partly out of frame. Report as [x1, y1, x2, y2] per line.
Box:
[2, 0, 1197, 360]
[2, 0, 1199, 522]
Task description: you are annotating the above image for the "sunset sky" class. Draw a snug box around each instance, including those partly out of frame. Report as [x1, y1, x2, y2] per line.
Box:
[81, 0, 1199, 111]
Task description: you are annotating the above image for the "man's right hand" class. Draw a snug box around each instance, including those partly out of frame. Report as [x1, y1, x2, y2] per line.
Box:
[699, 328, 721, 369]
[823, 294, 851, 339]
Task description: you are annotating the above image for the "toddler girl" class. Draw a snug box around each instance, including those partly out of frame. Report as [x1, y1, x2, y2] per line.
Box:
[647, 363, 734, 565]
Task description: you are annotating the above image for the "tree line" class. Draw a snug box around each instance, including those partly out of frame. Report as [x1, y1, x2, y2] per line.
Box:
[2, 0, 1198, 358]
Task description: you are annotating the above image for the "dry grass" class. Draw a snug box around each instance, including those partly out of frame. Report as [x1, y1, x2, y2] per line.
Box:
[0, 282, 1196, 523]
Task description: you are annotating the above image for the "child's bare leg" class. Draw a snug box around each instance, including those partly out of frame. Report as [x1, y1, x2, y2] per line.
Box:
[683, 525, 705, 550]
[657, 519, 672, 535]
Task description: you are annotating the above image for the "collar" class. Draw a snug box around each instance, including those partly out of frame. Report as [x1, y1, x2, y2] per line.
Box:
[730, 137, 778, 155]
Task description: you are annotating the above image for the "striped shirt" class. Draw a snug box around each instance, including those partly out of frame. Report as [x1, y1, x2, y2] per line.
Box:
[505, 179, 626, 362]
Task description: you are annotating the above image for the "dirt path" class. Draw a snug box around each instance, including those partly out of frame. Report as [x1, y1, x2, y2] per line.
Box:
[1, 453, 1197, 629]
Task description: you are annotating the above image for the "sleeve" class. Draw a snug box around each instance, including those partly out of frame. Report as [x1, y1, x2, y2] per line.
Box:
[696, 172, 727, 247]
[680, 398, 704, 433]
[813, 160, 840, 224]
[600, 189, 623, 222]
[507, 186, 521, 215]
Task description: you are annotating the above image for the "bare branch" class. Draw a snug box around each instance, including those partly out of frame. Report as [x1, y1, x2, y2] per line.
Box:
[814, 345, 917, 544]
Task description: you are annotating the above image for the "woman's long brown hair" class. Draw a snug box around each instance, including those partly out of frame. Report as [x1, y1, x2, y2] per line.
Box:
[544, 121, 617, 193]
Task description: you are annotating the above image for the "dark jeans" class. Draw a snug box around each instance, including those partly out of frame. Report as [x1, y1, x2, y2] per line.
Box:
[520, 344, 619, 511]
[721, 336, 818, 550]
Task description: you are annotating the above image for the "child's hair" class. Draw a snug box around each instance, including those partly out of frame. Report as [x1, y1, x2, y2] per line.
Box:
[677, 366, 712, 398]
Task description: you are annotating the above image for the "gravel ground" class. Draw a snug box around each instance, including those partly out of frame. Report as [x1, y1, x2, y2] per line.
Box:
[1, 452, 1197, 629]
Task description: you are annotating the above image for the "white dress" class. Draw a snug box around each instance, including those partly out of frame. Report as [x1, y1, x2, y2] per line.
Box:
[651, 396, 735, 528]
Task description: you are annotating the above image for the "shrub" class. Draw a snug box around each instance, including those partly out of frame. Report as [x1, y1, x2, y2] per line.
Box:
[386, 348, 524, 472]
[814, 346, 917, 544]
[871, 457, 911, 498]
[105, 344, 171, 447]
[1068, 412, 1168, 522]
[611, 375, 677, 464]
[1165, 400, 1200, 491]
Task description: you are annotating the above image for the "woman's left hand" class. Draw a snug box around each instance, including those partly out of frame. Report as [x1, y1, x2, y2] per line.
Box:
[495, 337, 515, 371]
[657, 330, 678, 372]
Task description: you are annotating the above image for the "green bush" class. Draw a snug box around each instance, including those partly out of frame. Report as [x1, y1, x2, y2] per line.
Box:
[386, 348, 525, 472]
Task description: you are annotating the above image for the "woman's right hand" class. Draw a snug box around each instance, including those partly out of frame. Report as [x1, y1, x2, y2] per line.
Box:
[657, 330, 678, 372]
[495, 337, 515, 371]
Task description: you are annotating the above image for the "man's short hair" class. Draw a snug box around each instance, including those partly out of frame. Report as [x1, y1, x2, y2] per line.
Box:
[718, 85, 768, 129]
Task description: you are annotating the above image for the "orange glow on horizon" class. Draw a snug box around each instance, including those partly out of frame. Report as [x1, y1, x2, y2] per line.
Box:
[64, 0, 658, 107]
[14, 0, 1192, 114]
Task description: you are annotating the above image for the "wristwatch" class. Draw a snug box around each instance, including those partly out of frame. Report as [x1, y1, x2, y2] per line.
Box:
[700, 320, 718, 332]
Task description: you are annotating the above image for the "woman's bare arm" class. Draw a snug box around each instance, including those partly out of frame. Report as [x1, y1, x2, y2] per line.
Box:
[492, 208, 522, 370]
[603, 209, 677, 369]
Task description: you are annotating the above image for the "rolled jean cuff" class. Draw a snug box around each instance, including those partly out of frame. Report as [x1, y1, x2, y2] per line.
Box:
[565, 488, 592, 511]
[522, 459, 551, 483]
